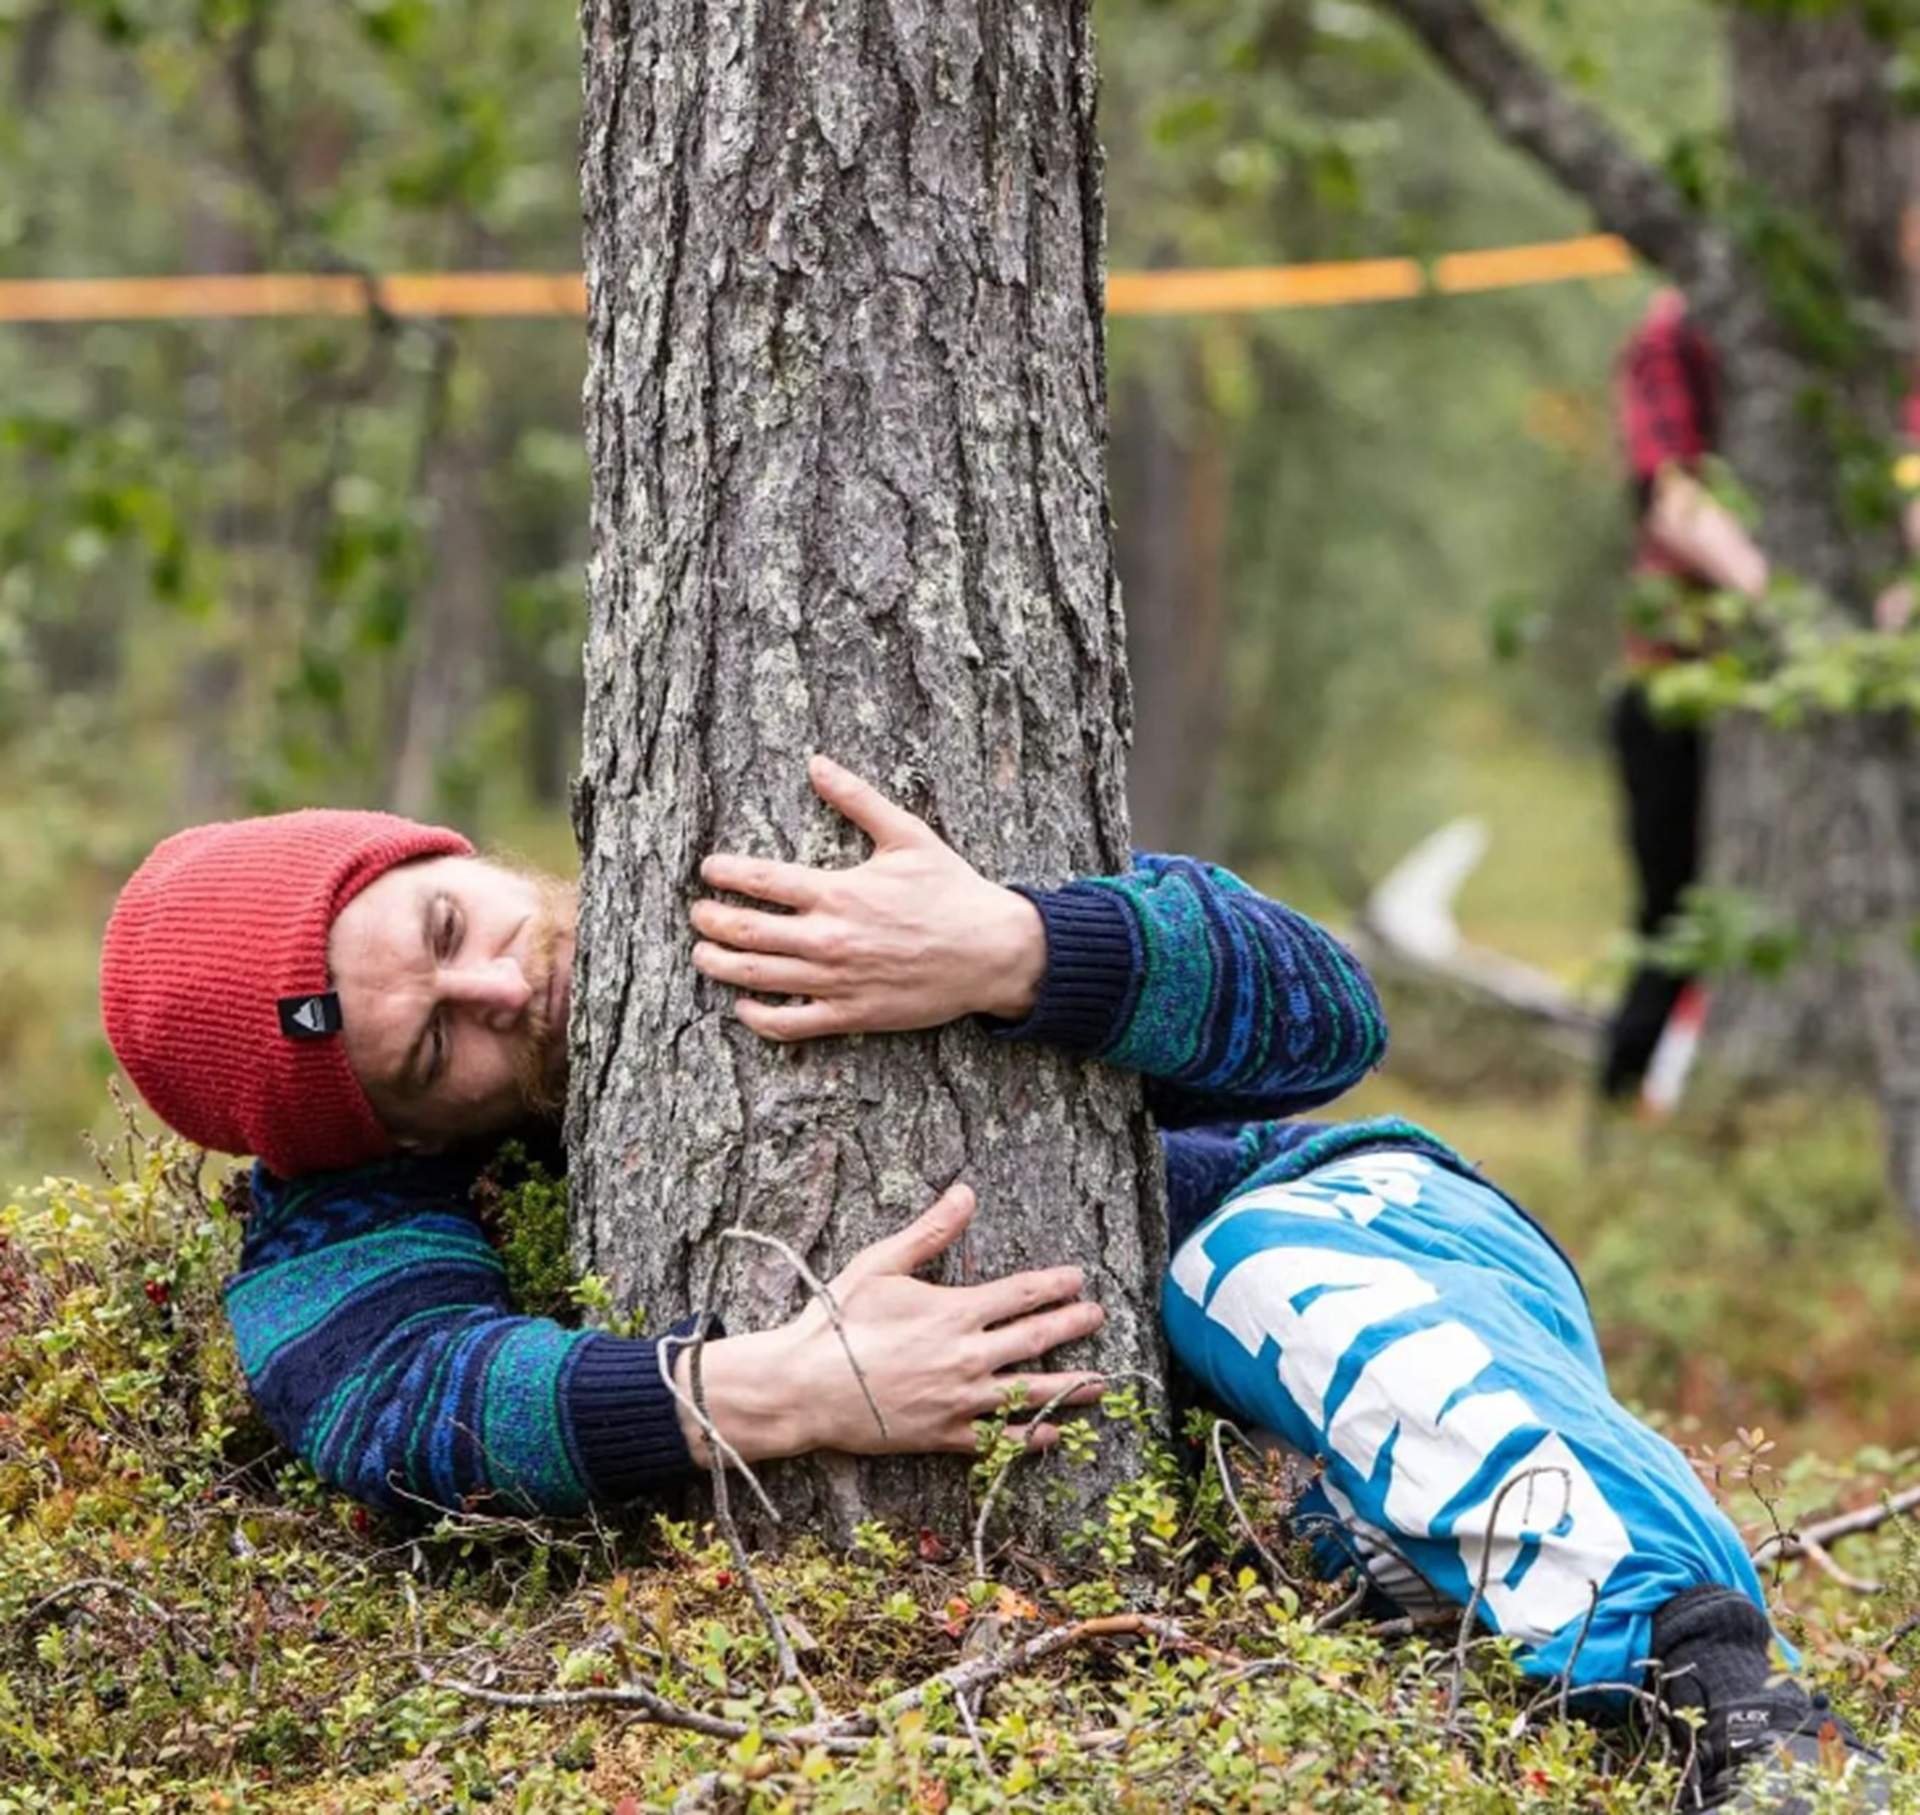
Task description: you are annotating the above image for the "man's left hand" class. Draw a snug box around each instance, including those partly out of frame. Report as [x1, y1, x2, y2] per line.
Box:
[690, 755, 1046, 1042]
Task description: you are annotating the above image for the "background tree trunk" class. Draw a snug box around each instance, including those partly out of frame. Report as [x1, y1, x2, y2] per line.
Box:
[571, 0, 1167, 1545]
[1112, 356, 1228, 851]
[391, 371, 499, 827]
[1697, 14, 1920, 1154]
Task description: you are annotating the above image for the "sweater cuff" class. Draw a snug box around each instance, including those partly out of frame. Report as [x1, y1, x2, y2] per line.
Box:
[987, 883, 1138, 1056]
[568, 1314, 722, 1505]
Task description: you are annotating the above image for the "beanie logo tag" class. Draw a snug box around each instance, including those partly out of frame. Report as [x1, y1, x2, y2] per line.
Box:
[278, 992, 343, 1040]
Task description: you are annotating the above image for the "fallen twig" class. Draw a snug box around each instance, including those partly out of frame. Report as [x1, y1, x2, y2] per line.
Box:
[1794, 1535, 1884, 1595]
[682, 1316, 824, 1722]
[17, 1575, 197, 1649]
[438, 1611, 1220, 1765]
[1753, 1483, 1920, 1570]
[1355, 819, 1602, 1039]
[1447, 1466, 1571, 1719]
[843, 1612, 1237, 1734]
[384, 1476, 595, 1557]
[722, 1226, 888, 1441]
[430, 1672, 791, 1741]
[953, 1683, 996, 1780]
[1207, 1418, 1308, 1594]
[1360, 1607, 1458, 1641]
[1309, 1576, 1372, 1633]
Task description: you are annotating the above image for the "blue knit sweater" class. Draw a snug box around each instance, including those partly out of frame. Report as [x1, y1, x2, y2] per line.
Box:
[227, 854, 1443, 1517]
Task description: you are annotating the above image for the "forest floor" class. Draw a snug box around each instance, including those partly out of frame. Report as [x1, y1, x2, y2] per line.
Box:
[3, 1061, 1918, 1813]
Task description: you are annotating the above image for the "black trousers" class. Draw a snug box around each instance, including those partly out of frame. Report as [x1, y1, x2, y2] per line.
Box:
[1600, 684, 1703, 1099]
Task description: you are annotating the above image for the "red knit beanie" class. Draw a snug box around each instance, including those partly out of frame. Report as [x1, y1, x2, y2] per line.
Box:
[101, 810, 474, 1178]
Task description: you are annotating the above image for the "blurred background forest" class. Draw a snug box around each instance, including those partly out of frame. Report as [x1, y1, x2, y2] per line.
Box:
[2, 0, 1912, 1468]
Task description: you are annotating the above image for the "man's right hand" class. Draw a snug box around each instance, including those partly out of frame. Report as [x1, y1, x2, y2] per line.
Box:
[674, 1183, 1106, 1466]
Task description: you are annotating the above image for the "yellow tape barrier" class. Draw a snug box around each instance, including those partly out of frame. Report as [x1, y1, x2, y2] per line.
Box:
[0, 235, 1635, 325]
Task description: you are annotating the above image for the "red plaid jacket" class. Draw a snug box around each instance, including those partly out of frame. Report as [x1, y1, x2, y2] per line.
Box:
[1617, 290, 1919, 661]
[1618, 289, 1718, 586]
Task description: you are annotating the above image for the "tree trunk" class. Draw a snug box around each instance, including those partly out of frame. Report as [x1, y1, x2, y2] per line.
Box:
[391, 401, 498, 825]
[1696, 14, 1920, 1154]
[1705, 12, 1908, 609]
[173, 119, 257, 823]
[1112, 357, 1229, 852]
[571, 0, 1167, 1545]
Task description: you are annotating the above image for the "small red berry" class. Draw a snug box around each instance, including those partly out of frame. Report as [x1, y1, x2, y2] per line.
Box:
[351, 1506, 372, 1536]
[714, 1569, 734, 1588]
[143, 1278, 170, 1307]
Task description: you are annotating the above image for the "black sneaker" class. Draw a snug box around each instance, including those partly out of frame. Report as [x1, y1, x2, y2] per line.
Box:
[1648, 1587, 1890, 1812]
[1712, 1689, 1890, 1812]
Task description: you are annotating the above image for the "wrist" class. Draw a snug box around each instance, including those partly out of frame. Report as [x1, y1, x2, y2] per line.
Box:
[673, 1326, 812, 1467]
[978, 887, 1047, 1021]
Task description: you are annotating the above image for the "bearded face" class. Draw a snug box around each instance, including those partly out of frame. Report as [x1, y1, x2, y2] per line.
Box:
[326, 854, 578, 1153]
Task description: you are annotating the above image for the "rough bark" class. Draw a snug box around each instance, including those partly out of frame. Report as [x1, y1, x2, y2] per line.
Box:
[572, 0, 1166, 1543]
[1112, 361, 1228, 851]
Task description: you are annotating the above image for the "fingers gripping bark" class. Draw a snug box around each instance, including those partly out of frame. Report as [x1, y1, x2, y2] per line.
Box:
[696, 854, 824, 910]
[689, 758, 1048, 1036]
[726, 1183, 1109, 1462]
[803, 753, 940, 849]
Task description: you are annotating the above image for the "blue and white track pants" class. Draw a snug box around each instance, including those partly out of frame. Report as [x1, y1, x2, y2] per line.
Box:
[1162, 1150, 1771, 1689]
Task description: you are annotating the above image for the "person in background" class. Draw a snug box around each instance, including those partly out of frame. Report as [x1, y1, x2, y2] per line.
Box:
[1603, 289, 1764, 1101]
[1606, 288, 1920, 1103]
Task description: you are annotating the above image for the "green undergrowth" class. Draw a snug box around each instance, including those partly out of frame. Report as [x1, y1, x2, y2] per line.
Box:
[3, 1114, 1919, 1812]
[473, 1143, 579, 1326]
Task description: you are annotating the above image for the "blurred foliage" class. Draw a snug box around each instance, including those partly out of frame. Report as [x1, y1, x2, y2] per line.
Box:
[1641, 884, 1803, 982]
[0, 0, 590, 814]
[1101, 0, 1719, 885]
[0, 0, 588, 1178]
[0, 0, 1732, 1174]
[1, 1107, 1915, 1810]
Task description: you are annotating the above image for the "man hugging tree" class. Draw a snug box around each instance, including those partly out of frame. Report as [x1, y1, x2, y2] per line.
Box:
[100, 755, 1884, 1812]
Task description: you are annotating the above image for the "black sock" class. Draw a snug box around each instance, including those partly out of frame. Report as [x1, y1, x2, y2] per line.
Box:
[1648, 1586, 1811, 1793]
[1651, 1585, 1789, 1711]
